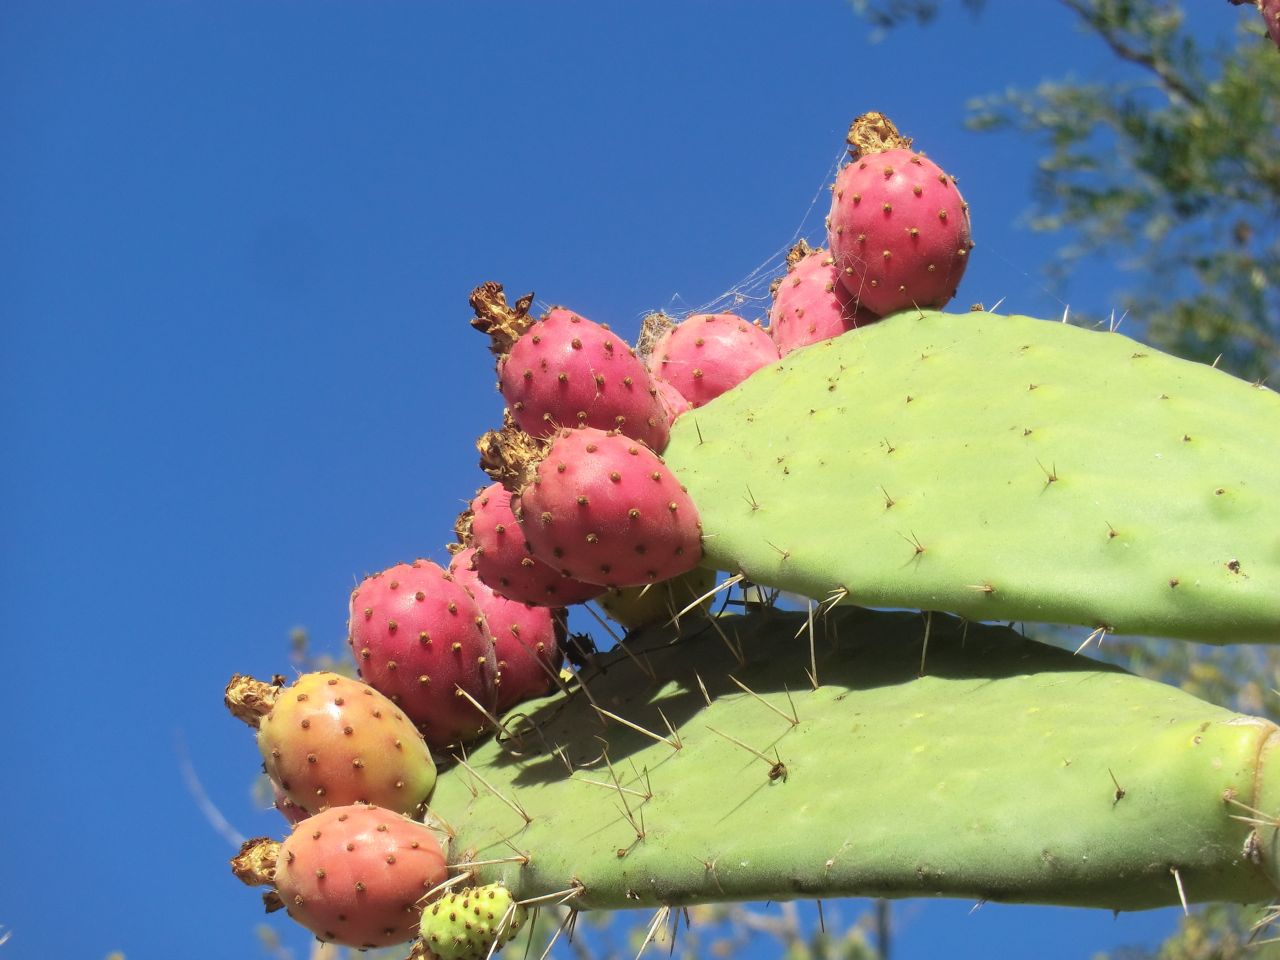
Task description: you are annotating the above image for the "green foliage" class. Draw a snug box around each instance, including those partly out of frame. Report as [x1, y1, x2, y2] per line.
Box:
[682, 903, 882, 960]
[847, 0, 984, 34]
[968, 5, 1280, 381]
[1093, 903, 1280, 959]
[1086, 632, 1280, 716]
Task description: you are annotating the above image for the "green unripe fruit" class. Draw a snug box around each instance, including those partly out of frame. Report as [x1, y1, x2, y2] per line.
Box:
[418, 883, 526, 960]
[598, 566, 717, 630]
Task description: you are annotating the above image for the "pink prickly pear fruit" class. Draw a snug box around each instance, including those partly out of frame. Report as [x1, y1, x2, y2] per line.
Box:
[231, 803, 449, 949]
[469, 282, 670, 451]
[827, 112, 974, 317]
[1263, 0, 1280, 49]
[598, 566, 717, 630]
[272, 779, 311, 826]
[655, 378, 692, 425]
[226, 672, 437, 817]
[513, 426, 703, 588]
[449, 546, 565, 712]
[458, 478, 603, 606]
[644, 311, 779, 408]
[348, 561, 498, 751]
[768, 239, 879, 355]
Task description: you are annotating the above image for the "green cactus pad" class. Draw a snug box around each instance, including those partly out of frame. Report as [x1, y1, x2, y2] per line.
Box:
[661, 310, 1280, 643]
[418, 883, 526, 960]
[431, 608, 1280, 911]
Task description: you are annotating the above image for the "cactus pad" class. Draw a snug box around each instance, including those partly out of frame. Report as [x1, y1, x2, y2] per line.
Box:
[429, 607, 1280, 911]
[661, 310, 1280, 642]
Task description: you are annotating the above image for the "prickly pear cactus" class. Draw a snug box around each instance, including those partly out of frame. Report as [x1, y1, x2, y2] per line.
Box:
[431, 606, 1280, 911]
[229, 298, 1280, 945]
[661, 310, 1280, 642]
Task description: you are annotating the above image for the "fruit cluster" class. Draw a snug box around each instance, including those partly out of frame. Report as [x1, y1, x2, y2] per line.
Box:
[224, 111, 972, 956]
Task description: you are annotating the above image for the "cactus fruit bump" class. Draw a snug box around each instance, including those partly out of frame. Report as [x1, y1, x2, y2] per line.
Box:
[645, 311, 780, 408]
[458, 480, 602, 606]
[231, 803, 449, 949]
[469, 282, 670, 451]
[768, 239, 878, 355]
[449, 545, 565, 712]
[505, 426, 704, 589]
[828, 112, 973, 315]
[416, 883, 527, 960]
[225, 671, 437, 817]
[1262, 0, 1280, 49]
[598, 565, 717, 630]
[348, 560, 499, 750]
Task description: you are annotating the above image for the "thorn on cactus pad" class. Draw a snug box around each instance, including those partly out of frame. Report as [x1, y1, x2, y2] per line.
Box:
[900, 531, 926, 558]
[1109, 768, 1126, 805]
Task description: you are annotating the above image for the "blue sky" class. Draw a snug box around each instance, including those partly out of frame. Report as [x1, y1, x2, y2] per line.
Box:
[0, 2, 1257, 958]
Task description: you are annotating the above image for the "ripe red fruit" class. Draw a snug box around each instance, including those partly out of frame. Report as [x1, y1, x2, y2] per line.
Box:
[828, 112, 973, 316]
[348, 560, 497, 750]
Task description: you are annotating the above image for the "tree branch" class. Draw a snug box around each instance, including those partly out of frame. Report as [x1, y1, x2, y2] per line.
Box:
[1058, 0, 1204, 106]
